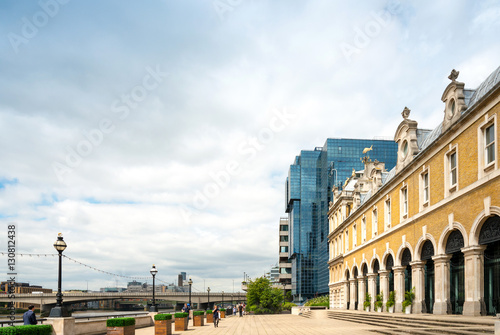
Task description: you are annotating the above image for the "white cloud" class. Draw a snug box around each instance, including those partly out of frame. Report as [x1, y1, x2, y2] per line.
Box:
[0, 0, 497, 293]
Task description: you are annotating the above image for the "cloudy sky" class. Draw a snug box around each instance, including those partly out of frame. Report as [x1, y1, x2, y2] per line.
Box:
[0, 0, 499, 294]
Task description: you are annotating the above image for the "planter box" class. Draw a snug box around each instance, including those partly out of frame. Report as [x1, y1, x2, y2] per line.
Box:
[206, 314, 213, 323]
[405, 305, 412, 314]
[193, 315, 204, 327]
[388, 306, 394, 313]
[220, 311, 226, 318]
[154, 319, 172, 335]
[377, 307, 382, 313]
[364, 307, 370, 312]
[174, 317, 188, 331]
[107, 325, 135, 335]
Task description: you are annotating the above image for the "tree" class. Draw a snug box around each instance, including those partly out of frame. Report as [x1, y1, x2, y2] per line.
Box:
[246, 277, 283, 314]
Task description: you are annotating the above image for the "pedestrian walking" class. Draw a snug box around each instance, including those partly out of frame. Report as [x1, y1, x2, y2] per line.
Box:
[213, 304, 220, 328]
[23, 305, 37, 325]
[238, 303, 243, 317]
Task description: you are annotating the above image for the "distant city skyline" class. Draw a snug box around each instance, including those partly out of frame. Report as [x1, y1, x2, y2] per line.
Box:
[0, 1, 498, 293]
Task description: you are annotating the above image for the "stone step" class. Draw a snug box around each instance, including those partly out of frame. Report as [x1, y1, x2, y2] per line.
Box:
[327, 311, 494, 335]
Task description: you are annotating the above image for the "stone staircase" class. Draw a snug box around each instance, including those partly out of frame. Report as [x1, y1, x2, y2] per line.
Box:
[300, 310, 495, 335]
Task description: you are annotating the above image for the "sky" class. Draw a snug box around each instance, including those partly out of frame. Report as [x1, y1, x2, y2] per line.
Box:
[0, 0, 499, 294]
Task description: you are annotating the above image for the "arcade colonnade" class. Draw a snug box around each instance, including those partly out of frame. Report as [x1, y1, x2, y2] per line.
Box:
[329, 211, 500, 316]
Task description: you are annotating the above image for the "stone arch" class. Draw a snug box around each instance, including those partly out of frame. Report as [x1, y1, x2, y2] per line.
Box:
[359, 258, 369, 272]
[370, 254, 381, 271]
[360, 262, 369, 277]
[381, 249, 396, 270]
[437, 222, 469, 254]
[469, 206, 500, 245]
[414, 234, 438, 261]
[345, 267, 350, 281]
[396, 242, 413, 266]
[352, 265, 359, 279]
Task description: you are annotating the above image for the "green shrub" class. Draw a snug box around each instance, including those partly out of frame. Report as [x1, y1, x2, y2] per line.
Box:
[304, 295, 329, 307]
[403, 287, 415, 312]
[282, 302, 297, 311]
[106, 317, 135, 327]
[154, 313, 172, 321]
[374, 291, 383, 310]
[174, 312, 188, 318]
[386, 291, 395, 309]
[0, 325, 53, 334]
[206, 310, 213, 314]
[193, 311, 204, 316]
[363, 292, 371, 309]
[248, 306, 273, 314]
[219, 308, 226, 311]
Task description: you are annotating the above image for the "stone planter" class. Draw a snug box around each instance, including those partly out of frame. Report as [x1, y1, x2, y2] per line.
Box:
[154, 319, 172, 335]
[193, 315, 204, 327]
[404, 305, 412, 314]
[174, 317, 188, 331]
[364, 307, 370, 312]
[206, 314, 213, 323]
[377, 307, 382, 313]
[107, 325, 135, 335]
[388, 306, 394, 313]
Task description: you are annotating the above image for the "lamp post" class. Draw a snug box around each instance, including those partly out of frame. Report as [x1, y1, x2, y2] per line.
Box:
[188, 278, 193, 308]
[49, 233, 69, 317]
[207, 287, 211, 308]
[150, 265, 158, 312]
[221, 291, 224, 309]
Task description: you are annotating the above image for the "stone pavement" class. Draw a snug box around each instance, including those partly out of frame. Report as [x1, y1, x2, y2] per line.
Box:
[135, 314, 378, 335]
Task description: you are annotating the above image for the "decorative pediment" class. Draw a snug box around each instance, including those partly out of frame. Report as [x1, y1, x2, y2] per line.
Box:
[394, 107, 419, 173]
[441, 69, 467, 132]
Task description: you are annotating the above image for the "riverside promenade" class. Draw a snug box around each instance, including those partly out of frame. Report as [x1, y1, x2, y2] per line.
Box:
[135, 314, 376, 335]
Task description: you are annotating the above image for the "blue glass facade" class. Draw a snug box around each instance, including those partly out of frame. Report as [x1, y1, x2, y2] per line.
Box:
[285, 138, 397, 302]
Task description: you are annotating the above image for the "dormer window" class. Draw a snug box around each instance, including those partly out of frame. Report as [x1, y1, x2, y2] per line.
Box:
[441, 69, 467, 132]
[394, 107, 419, 173]
[402, 140, 409, 158]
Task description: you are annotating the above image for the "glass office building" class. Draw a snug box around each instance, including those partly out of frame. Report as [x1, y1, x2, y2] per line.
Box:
[285, 138, 397, 302]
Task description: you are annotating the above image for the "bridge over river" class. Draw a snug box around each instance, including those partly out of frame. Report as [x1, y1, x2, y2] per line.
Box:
[0, 291, 246, 312]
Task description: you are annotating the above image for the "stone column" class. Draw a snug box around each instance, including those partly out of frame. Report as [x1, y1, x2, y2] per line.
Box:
[358, 278, 366, 310]
[342, 280, 350, 310]
[432, 254, 452, 315]
[462, 245, 487, 316]
[410, 260, 425, 314]
[393, 266, 405, 313]
[379, 270, 390, 306]
[349, 279, 357, 310]
[367, 273, 377, 310]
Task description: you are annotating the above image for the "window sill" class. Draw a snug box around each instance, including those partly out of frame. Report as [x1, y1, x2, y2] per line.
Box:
[484, 162, 495, 173]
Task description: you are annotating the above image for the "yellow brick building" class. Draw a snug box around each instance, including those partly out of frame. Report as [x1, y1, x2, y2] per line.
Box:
[328, 67, 499, 316]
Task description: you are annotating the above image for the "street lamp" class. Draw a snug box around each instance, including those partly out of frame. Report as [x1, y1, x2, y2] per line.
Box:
[49, 233, 69, 317]
[222, 291, 224, 309]
[207, 287, 211, 307]
[150, 265, 158, 312]
[188, 278, 193, 308]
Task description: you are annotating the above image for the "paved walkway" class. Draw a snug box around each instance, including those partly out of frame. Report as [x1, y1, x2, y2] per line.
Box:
[135, 314, 377, 335]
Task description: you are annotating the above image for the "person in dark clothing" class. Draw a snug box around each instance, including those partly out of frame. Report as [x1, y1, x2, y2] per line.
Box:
[23, 305, 37, 325]
[238, 303, 243, 317]
[213, 304, 220, 328]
